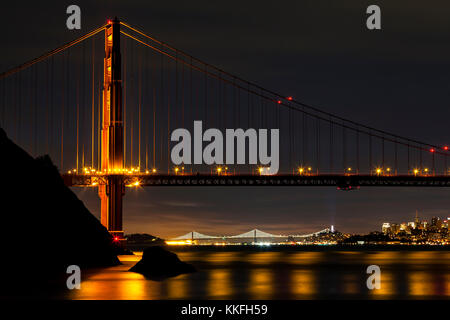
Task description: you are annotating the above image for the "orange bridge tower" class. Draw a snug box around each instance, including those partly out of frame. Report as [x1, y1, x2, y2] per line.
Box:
[98, 18, 125, 240]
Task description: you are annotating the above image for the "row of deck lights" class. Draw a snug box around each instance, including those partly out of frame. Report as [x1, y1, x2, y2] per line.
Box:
[292, 166, 436, 176]
[67, 167, 158, 175]
[66, 165, 442, 177]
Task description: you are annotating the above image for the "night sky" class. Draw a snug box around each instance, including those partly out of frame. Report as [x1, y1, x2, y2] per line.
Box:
[2, 1, 450, 238]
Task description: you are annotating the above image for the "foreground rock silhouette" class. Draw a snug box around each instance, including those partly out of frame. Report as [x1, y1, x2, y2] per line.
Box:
[130, 246, 196, 280]
[0, 128, 120, 296]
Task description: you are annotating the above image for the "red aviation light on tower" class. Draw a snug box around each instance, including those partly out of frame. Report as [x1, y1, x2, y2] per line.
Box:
[430, 148, 435, 153]
[114, 236, 119, 241]
[107, 19, 113, 25]
[443, 146, 448, 151]
[277, 100, 282, 104]
[287, 96, 293, 101]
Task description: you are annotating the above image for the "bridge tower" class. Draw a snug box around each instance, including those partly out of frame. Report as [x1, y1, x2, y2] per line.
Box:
[98, 18, 125, 240]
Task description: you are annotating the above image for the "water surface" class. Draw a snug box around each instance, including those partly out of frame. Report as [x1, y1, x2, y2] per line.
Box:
[67, 248, 450, 299]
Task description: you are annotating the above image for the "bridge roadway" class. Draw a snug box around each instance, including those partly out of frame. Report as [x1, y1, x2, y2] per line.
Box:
[62, 173, 450, 188]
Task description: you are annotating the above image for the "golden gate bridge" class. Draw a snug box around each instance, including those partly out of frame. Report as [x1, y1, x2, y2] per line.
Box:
[1, 18, 450, 242]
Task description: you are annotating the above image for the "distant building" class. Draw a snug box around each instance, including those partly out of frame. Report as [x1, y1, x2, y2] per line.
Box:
[431, 217, 440, 227]
[391, 223, 400, 234]
[414, 210, 421, 228]
[382, 223, 391, 234]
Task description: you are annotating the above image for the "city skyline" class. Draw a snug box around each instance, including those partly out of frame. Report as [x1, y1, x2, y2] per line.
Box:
[75, 186, 450, 238]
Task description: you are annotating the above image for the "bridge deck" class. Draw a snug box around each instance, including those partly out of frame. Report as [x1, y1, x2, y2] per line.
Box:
[62, 173, 450, 188]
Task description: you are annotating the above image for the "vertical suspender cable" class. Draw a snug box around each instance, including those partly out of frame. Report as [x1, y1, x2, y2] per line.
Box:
[34, 65, 38, 154]
[61, 51, 66, 171]
[138, 50, 142, 170]
[316, 117, 320, 174]
[123, 38, 127, 168]
[204, 65, 207, 123]
[369, 133, 372, 173]
[49, 56, 54, 159]
[432, 151, 435, 175]
[182, 57, 185, 128]
[167, 55, 171, 173]
[356, 126, 360, 174]
[91, 37, 95, 168]
[394, 140, 398, 175]
[130, 43, 134, 168]
[76, 58, 80, 172]
[152, 50, 156, 169]
[329, 119, 333, 173]
[45, 61, 49, 154]
[81, 42, 86, 169]
[175, 52, 178, 129]
[145, 48, 149, 170]
[407, 144, 410, 173]
[160, 43, 164, 167]
[419, 149, 422, 171]
[342, 125, 346, 172]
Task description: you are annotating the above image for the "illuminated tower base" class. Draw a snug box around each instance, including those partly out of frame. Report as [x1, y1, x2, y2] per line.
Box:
[99, 177, 125, 239]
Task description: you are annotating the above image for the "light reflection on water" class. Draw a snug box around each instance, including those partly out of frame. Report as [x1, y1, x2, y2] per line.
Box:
[249, 268, 273, 299]
[68, 250, 450, 300]
[291, 270, 316, 298]
[208, 269, 233, 298]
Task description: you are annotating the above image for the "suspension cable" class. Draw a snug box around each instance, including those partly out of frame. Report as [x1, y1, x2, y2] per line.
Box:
[119, 21, 442, 150]
[0, 25, 106, 80]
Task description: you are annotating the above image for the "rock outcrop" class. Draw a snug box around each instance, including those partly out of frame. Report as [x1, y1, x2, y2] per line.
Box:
[129, 246, 196, 280]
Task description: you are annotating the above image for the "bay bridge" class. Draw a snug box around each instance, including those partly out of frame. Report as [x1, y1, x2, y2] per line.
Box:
[1, 18, 450, 241]
[168, 228, 334, 245]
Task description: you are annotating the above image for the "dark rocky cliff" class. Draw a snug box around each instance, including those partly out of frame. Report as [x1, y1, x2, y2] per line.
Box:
[0, 128, 120, 294]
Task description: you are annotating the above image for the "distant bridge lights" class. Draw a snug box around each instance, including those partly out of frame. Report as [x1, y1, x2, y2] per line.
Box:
[125, 179, 141, 187]
[258, 167, 272, 175]
[215, 166, 229, 175]
[345, 167, 354, 176]
[297, 166, 313, 175]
